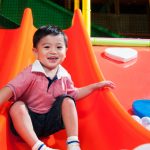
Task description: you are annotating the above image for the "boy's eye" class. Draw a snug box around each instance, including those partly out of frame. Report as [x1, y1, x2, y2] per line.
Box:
[44, 46, 50, 48]
[57, 46, 62, 49]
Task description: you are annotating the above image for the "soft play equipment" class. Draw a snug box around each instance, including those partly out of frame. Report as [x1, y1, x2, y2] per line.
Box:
[104, 47, 138, 62]
[1, 8, 150, 150]
[132, 100, 150, 118]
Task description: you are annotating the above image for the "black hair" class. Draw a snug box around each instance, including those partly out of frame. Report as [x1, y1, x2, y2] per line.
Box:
[33, 25, 68, 48]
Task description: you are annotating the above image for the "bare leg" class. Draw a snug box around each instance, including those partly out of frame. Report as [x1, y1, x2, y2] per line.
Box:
[61, 98, 80, 150]
[9, 101, 38, 147]
[61, 97, 78, 137]
[10, 101, 59, 150]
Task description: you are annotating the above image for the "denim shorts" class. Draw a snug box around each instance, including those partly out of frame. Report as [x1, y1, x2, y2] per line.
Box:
[10, 95, 75, 137]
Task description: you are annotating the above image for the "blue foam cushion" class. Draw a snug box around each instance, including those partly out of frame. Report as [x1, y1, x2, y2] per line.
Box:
[132, 100, 150, 118]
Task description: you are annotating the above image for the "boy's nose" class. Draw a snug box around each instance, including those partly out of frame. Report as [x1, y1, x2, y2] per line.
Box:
[49, 49, 57, 53]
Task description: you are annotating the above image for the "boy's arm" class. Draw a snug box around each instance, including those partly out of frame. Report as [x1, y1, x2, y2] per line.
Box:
[76, 80, 115, 100]
[0, 87, 13, 106]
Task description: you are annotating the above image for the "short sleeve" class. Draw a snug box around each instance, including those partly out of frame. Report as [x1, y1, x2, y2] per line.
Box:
[6, 67, 33, 101]
[66, 77, 79, 100]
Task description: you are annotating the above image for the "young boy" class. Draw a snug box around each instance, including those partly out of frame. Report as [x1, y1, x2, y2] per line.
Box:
[0, 25, 115, 150]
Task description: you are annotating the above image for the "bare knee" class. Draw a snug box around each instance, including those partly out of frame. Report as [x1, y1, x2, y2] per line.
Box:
[62, 97, 75, 109]
[9, 101, 27, 117]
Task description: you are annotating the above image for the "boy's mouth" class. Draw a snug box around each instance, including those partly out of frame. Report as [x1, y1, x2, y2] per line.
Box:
[47, 56, 59, 61]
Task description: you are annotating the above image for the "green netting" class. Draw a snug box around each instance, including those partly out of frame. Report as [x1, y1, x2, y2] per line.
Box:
[27, 0, 73, 29]
[0, 14, 19, 28]
[0, 0, 122, 37]
[92, 23, 125, 38]
[1, 0, 27, 25]
[0, 0, 73, 29]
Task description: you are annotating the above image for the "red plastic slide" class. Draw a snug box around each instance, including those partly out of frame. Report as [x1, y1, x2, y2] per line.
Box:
[1, 8, 150, 150]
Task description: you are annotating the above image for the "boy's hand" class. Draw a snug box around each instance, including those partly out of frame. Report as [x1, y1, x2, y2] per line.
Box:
[77, 80, 115, 100]
[97, 80, 115, 89]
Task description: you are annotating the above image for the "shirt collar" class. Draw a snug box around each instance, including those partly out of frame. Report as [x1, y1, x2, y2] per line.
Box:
[31, 60, 71, 79]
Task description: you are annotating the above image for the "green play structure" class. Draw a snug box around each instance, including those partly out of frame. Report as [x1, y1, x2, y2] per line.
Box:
[0, 0, 123, 38]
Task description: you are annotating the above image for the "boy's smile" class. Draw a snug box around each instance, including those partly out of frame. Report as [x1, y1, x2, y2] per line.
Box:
[33, 34, 67, 73]
[47, 56, 59, 62]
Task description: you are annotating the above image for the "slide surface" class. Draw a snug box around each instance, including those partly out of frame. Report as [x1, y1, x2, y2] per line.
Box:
[1, 8, 150, 150]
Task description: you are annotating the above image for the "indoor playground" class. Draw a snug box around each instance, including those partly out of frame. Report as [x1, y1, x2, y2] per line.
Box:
[0, 0, 150, 150]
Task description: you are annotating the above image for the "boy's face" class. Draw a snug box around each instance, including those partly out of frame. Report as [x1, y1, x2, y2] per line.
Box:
[33, 34, 67, 70]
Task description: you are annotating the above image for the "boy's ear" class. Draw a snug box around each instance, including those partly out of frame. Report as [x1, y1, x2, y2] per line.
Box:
[32, 48, 38, 57]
